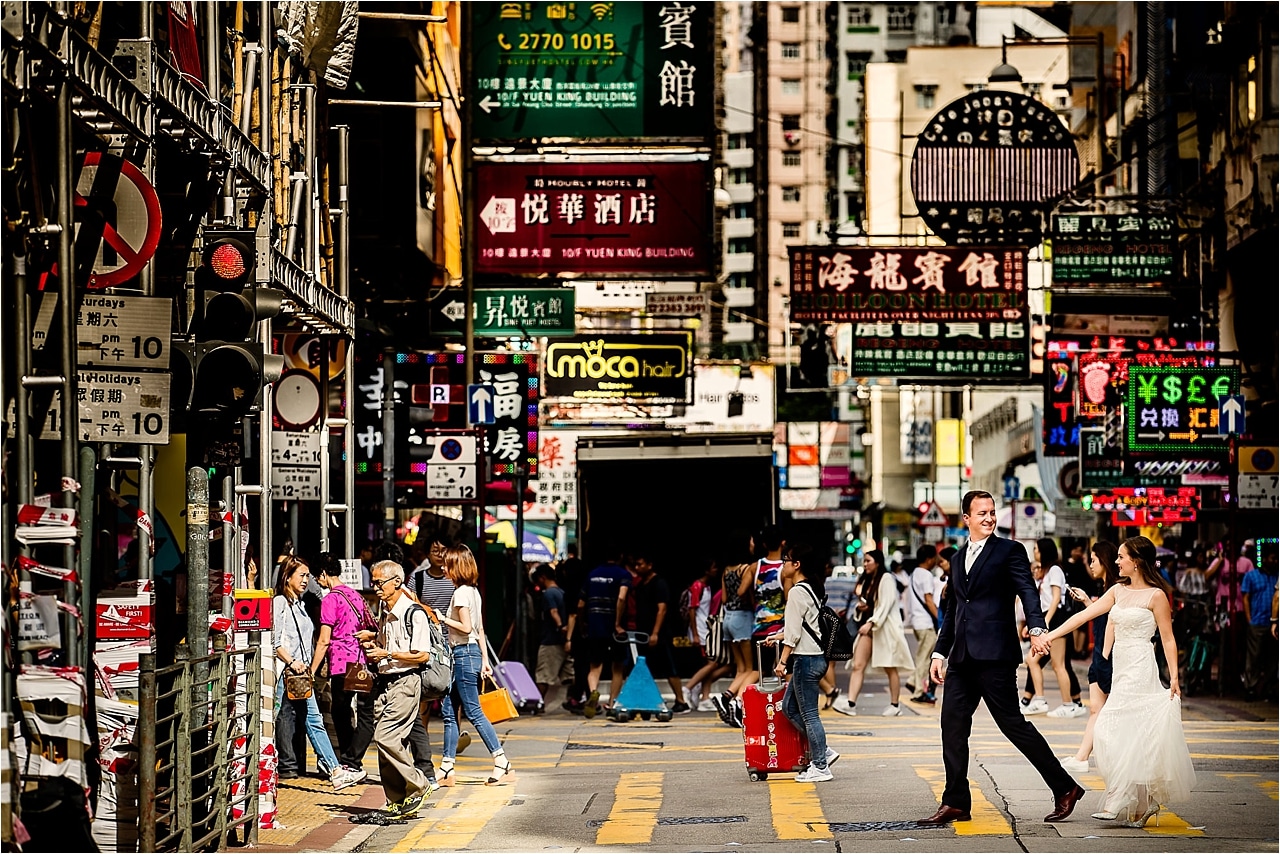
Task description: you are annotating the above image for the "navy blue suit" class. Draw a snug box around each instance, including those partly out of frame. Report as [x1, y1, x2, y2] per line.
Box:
[936, 536, 1077, 811]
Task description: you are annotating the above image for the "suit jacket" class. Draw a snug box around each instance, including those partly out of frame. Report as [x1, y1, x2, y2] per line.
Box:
[934, 536, 1046, 664]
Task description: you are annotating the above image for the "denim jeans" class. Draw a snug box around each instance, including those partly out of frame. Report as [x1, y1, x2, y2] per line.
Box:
[275, 676, 341, 776]
[442, 644, 502, 760]
[781, 654, 829, 770]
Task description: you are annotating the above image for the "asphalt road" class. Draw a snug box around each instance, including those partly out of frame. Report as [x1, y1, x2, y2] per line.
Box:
[344, 674, 1277, 853]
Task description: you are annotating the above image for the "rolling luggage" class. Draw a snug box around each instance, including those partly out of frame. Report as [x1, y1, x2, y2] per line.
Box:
[486, 639, 543, 713]
[742, 641, 809, 781]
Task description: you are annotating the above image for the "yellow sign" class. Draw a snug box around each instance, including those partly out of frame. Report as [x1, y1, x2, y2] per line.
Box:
[935, 419, 967, 467]
[1240, 447, 1279, 474]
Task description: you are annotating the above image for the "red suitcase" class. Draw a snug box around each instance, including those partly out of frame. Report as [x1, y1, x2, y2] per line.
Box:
[741, 644, 809, 781]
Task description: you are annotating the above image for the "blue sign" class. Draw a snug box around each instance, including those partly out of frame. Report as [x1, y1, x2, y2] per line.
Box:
[468, 384, 496, 426]
[1003, 476, 1020, 501]
[1218, 395, 1245, 435]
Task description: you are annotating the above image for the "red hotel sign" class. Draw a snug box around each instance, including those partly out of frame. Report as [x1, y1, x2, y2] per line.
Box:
[475, 162, 711, 275]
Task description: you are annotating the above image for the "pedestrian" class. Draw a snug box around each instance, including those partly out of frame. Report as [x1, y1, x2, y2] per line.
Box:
[711, 537, 759, 725]
[834, 549, 913, 716]
[1205, 539, 1255, 691]
[360, 560, 433, 817]
[631, 553, 690, 713]
[434, 544, 516, 786]
[1022, 538, 1084, 718]
[1060, 541, 1119, 774]
[272, 555, 366, 790]
[1034, 536, 1196, 827]
[409, 536, 475, 756]
[770, 543, 840, 782]
[919, 490, 1084, 827]
[533, 564, 574, 706]
[1064, 543, 1094, 659]
[683, 559, 730, 711]
[1240, 545, 1279, 700]
[565, 554, 631, 719]
[312, 552, 378, 772]
[906, 546, 940, 705]
[724, 526, 787, 726]
[557, 545, 590, 712]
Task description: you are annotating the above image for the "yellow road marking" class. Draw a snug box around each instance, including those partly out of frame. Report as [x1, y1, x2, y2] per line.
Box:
[912, 764, 1012, 836]
[1081, 769, 1202, 836]
[390, 783, 513, 852]
[596, 772, 663, 846]
[1261, 780, 1279, 801]
[768, 776, 832, 840]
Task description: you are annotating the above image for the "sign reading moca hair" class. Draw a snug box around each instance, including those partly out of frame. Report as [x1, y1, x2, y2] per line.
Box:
[543, 333, 691, 404]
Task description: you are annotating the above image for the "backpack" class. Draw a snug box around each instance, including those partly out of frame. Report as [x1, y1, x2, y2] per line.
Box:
[797, 583, 855, 661]
[406, 605, 453, 700]
[678, 580, 704, 623]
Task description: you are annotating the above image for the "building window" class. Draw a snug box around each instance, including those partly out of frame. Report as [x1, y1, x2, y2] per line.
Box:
[885, 50, 907, 63]
[781, 5, 800, 23]
[846, 5, 873, 28]
[730, 202, 752, 219]
[781, 42, 801, 60]
[727, 272, 751, 289]
[886, 4, 916, 33]
[782, 150, 801, 167]
[964, 80, 987, 92]
[782, 222, 801, 239]
[728, 237, 753, 254]
[845, 192, 862, 221]
[727, 133, 749, 150]
[914, 85, 936, 109]
[781, 114, 801, 131]
[781, 186, 801, 203]
[846, 51, 872, 79]
[729, 167, 751, 185]
[780, 78, 801, 96]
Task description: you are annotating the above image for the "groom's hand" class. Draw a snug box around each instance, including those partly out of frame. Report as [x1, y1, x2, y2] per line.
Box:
[929, 657, 946, 685]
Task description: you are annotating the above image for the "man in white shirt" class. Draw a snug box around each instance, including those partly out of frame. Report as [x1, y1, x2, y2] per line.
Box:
[360, 560, 433, 817]
[906, 546, 940, 704]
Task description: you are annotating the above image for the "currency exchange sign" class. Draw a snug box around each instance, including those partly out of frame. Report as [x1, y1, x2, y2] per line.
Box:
[1126, 365, 1239, 456]
[475, 161, 711, 276]
[789, 245, 1030, 379]
[471, 1, 714, 142]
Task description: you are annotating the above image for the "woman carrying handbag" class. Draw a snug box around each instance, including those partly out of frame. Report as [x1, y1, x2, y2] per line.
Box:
[313, 553, 378, 772]
[273, 555, 366, 790]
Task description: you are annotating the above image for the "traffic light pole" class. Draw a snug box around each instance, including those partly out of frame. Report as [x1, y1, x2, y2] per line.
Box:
[56, 70, 80, 664]
[382, 350, 397, 545]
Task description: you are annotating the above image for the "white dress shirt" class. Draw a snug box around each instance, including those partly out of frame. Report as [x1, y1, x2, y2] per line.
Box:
[964, 536, 989, 575]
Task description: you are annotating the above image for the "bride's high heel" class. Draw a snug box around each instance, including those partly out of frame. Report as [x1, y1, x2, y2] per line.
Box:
[1120, 803, 1160, 828]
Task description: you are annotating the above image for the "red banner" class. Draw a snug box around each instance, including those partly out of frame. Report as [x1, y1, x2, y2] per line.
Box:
[475, 162, 711, 275]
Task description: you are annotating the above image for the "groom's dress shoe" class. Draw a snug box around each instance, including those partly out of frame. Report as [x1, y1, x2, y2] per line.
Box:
[1043, 785, 1086, 822]
[917, 805, 971, 826]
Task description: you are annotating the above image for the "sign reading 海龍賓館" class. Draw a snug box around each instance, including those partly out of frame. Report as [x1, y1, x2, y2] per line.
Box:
[543, 334, 691, 404]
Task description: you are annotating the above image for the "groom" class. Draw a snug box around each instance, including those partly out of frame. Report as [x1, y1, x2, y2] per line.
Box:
[919, 490, 1085, 826]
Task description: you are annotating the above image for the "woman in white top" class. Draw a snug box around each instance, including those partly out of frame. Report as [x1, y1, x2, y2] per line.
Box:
[434, 545, 514, 786]
[1022, 538, 1081, 716]
[771, 543, 839, 782]
[835, 549, 914, 716]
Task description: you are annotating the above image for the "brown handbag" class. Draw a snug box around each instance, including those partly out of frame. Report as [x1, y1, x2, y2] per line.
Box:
[284, 670, 313, 701]
[343, 661, 374, 693]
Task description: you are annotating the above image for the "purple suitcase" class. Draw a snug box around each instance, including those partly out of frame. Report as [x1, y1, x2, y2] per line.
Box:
[487, 641, 544, 712]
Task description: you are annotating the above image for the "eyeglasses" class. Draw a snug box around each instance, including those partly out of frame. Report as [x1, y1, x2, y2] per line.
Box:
[783, 558, 800, 565]
[372, 577, 396, 588]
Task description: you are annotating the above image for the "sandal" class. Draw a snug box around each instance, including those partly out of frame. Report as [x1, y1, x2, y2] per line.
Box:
[823, 689, 841, 710]
[486, 758, 515, 786]
[437, 767, 456, 788]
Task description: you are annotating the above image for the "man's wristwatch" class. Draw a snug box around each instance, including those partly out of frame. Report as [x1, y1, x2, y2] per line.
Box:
[1028, 628, 1047, 637]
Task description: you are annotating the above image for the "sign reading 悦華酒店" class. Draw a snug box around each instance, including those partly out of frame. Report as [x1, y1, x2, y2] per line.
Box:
[543, 334, 691, 404]
[475, 162, 711, 276]
[471, 2, 714, 141]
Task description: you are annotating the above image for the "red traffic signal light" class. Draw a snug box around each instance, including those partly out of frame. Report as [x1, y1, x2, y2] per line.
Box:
[200, 229, 256, 291]
[918, 501, 931, 515]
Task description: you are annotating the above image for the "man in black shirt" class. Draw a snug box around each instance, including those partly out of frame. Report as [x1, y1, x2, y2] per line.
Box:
[631, 553, 690, 714]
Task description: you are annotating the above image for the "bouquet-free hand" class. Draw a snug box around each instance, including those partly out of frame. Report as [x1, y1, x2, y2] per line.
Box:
[1029, 634, 1051, 657]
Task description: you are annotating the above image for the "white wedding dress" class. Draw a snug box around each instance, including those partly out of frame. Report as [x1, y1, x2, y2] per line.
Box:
[1092, 586, 1197, 822]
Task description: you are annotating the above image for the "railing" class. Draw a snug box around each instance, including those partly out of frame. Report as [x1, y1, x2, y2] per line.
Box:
[138, 635, 262, 853]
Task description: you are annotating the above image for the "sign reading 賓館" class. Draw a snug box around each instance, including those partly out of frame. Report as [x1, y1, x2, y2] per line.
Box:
[471, 2, 714, 141]
[543, 334, 691, 404]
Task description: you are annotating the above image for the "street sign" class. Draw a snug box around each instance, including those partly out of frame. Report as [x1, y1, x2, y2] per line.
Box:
[1218, 395, 1245, 435]
[645, 292, 710, 317]
[1050, 213, 1177, 285]
[1011, 500, 1044, 540]
[1126, 365, 1239, 455]
[468, 384, 496, 425]
[75, 294, 171, 369]
[1239, 474, 1279, 510]
[273, 370, 323, 430]
[919, 501, 948, 527]
[1240, 446, 1278, 474]
[77, 369, 170, 444]
[1003, 476, 1021, 501]
[270, 466, 321, 501]
[418, 430, 480, 503]
[270, 431, 321, 466]
[471, 2, 714, 142]
[71, 152, 163, 288]
[433, 288, 576, 337]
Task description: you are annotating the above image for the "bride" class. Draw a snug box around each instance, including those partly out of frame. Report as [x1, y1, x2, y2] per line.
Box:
[1032, 536, 1195, 827]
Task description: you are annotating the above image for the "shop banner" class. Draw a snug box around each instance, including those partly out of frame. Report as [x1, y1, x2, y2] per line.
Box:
[849, 319, 1030, 379]
[476, 161, 712, 275]
[544, 333, 691, 404]
[1051, 213, 1176, 285]
[1126, 365, 1239, 456]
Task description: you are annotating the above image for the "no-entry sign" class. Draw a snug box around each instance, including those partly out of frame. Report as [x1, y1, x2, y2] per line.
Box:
[73, 152, 163, 288]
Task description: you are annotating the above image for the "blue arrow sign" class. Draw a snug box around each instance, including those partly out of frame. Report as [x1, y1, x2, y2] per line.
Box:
[1218, 395, 1245, 435]
[468, 384, 495, 426]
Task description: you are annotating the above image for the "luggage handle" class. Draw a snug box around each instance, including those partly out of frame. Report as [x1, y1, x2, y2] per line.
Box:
[756, 638, 783, 692]
[614, 631, 649, 665]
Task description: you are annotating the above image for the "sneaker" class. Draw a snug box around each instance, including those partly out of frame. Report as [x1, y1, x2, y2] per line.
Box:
[671, 701, 692, 714]
[730, 699, 744, 728]
[831, 700, 857, 717]
[398, 791, 427, 818]
[584, 689, 601, 719]
[881, 704, 902, 717]
[825, 747, 840, 767]
[457, 731, 472, 753]
[1022, 698, 1050, 715]
[330, 767, 368, 791]
[1047, 702, 1086, 718]
[1059, 756, 1089, 774]
[711, 692, 731, 723]
[562, 698, 585, 715]
[796, 764, 834, 783]
[909, 693, 936, 705]
[426, 777, 441, 794]
[697, 698, 718, 713]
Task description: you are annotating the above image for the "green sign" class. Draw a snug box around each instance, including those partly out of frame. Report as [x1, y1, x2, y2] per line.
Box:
[1126, 365, 1239, 455]
[433, 288, 575, 337]
[1051, 213, 1177, 285]
[471, 2, 714, 141]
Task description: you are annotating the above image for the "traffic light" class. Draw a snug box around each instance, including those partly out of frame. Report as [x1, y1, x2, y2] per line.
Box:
[189, 229, 285, 464]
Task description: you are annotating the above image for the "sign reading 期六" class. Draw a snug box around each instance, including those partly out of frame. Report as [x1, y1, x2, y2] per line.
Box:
[76, 295, 171, 369]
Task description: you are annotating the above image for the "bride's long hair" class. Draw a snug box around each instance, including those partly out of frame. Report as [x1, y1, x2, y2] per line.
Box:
[1120, 536, 1172, 595]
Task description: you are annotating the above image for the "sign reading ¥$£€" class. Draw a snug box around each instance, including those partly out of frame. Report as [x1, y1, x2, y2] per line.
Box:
[77, 369, 170, 444]
[232, 590, 273, 631]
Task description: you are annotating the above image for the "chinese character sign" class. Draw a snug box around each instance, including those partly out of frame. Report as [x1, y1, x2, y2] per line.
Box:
[790, 246, 1029, 324]
[1051, 213, 1177, 285]
[1126, 365, 1239, 456]
[477, 162, 711, 275]
[472, 2, 714, 141]
[847, 320, 1030, 379]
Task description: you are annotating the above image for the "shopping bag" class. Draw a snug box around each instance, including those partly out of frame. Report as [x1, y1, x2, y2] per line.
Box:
[478, 677, 519, 724]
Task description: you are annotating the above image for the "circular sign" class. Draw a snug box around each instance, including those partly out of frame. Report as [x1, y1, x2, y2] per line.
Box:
[280, 333, 348, 381]
[911, 91, 1079, 245]
[74, 152, 163, 288]
[440, 439, 463, 461]
[1058, 461, 1081, 500]
[273, 370, 322, 430]
[1249, 448, 1276, 472]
